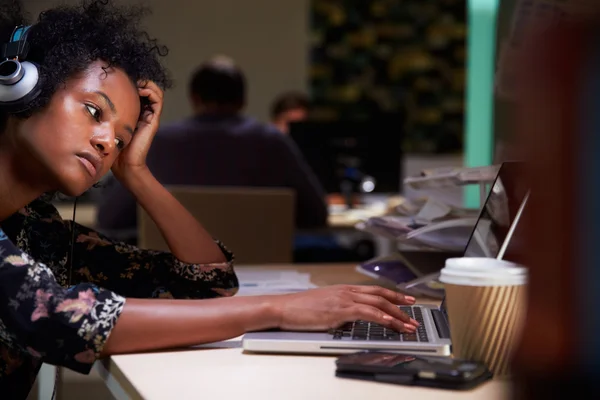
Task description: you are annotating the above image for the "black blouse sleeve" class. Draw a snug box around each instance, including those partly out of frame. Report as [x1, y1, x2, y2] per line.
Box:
[24, 200, 239, 299]
[71, 222, 240, 299]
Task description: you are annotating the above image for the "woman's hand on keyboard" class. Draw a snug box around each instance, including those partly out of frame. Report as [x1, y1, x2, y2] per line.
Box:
[273, 285, 420, 333]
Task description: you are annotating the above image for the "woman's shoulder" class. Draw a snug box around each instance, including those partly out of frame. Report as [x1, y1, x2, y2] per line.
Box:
[0, 197, 66, 250]
[19, 197, 64, 222]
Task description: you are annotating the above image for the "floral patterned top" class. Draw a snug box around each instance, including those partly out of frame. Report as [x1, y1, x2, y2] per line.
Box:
[0, 199, 238, 399]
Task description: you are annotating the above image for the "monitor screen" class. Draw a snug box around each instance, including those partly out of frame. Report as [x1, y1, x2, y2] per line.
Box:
[289, 118, 404, 194]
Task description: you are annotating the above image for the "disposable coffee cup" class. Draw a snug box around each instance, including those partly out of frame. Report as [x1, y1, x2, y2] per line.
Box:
[439, 257, 528, 378]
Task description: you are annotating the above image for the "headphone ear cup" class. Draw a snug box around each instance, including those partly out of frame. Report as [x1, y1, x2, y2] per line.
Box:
[0, 60, 41, 113]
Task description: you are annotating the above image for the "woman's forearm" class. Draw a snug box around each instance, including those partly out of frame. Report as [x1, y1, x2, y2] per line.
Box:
[100, 295, 279, 356]
[119, 167, 226, 264]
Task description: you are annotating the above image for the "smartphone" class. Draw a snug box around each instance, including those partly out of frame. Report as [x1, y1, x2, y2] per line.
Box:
[335, 351, 492, 390]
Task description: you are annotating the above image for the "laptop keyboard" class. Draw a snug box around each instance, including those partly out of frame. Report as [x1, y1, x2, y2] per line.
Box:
[329, 306, 429, 342]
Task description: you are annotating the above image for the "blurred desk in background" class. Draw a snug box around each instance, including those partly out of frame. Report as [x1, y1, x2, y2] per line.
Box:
[53, 202, 388, 231]
[54, 202, 97, 228]
[54, 200, 395, 259]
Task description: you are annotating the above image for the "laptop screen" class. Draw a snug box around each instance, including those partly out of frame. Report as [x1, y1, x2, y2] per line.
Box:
[463, 161, 527, 258]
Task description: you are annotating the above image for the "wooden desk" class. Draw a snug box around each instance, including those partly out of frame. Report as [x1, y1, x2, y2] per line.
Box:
[96, 264, 510, 399]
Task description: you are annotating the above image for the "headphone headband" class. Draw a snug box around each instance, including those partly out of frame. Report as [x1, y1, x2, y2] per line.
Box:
[11, 25, 30, 42]
[2, 25, 31, 60]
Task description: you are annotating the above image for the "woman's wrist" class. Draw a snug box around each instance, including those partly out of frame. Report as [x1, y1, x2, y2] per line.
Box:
[247, 295, 284, 332]
[113, 165, 153, 191]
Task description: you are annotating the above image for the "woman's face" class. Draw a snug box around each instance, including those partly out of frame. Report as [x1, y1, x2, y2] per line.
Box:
[14, 61, 140, 196]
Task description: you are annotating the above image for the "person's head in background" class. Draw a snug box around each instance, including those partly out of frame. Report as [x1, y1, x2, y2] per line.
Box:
[270, 91, 310, 134]
[188, 55, 246, 116]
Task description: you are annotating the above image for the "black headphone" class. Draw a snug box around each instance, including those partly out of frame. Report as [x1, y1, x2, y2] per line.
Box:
[0, 25, 42, 113]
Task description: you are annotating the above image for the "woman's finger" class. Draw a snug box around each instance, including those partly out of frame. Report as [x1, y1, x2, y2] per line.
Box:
[138, 80, 164, 100]
[349, 285, 416, 306]
[350, 292, 419, 327]
[138, 88, 163, 122]
[138, 87, 163, 107]
[344, 305, 416, 333]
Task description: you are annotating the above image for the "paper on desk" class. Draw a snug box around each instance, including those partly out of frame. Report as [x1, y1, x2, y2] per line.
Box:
[415, 198, 452, 222]
[235, 270, 311, 283]
[402, 218, 480, 252]
[235, 270, 317, 296]
[355, 216, 414, 238]
[404, 165, 499, 190]
[355, 196, 480, 242]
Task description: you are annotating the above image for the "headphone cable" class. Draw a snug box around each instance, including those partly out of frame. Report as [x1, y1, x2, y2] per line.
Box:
[68, 197, 77, 288]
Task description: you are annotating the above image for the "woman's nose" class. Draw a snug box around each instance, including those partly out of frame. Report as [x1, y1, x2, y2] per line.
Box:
[90, 129, 116, 156]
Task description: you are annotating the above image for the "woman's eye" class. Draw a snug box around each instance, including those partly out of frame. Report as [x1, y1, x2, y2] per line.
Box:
[114, 137, 125, 150]
[86, 104, 101, 121]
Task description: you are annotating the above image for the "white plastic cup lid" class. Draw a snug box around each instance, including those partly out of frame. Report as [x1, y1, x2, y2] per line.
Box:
[439, 257, 527, 287]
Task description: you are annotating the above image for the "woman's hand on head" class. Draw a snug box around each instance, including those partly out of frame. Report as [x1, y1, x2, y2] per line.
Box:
[272, 285, 420, 333]
[111, 80, 164, 181]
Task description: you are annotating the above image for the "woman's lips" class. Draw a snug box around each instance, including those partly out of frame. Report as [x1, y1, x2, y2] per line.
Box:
[77, 155, 97, 178]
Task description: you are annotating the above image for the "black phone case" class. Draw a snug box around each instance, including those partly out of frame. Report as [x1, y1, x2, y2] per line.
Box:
[335, 369, 493, 391]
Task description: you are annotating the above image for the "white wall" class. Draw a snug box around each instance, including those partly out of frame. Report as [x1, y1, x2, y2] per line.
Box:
[25, 0, 309, 123]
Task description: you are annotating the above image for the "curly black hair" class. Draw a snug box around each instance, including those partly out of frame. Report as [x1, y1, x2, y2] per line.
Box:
[0, 0, 172, 127]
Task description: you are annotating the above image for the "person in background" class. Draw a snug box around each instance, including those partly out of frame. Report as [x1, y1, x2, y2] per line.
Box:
[0, 1, 418, 398]
[96, 56, 328, 236]
[270, 91, 310, 135]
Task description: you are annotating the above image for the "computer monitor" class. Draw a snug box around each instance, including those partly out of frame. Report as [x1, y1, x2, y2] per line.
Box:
[288, 118, 404, 194]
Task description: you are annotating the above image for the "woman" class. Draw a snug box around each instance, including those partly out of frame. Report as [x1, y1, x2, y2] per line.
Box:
[0, 1, 418, 398]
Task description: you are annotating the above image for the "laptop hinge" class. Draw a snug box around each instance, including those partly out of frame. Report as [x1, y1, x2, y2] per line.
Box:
[431, 309, 451, 339]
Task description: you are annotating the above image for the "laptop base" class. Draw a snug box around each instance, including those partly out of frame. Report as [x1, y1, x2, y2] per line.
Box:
[242, 304, 451, 357]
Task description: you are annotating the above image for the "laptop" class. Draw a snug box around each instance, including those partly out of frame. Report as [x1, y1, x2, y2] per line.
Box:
[242, 161, 527, 356]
